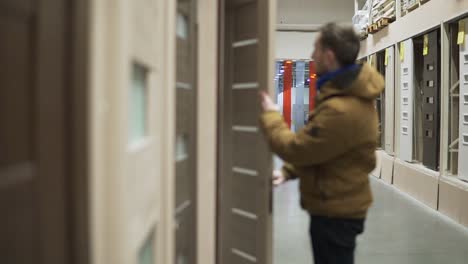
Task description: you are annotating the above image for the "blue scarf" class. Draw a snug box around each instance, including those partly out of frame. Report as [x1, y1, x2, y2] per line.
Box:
[316, 64, 359, 91]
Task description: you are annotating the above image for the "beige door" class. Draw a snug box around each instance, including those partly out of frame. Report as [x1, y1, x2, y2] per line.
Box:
[0, 0, 70, 263]
[218, 0, 273, 263]
[385, 46, 395, 155]
[175, 0, 198, 263]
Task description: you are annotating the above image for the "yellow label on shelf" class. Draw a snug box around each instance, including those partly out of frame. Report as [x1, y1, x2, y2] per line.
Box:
[385, 48, 389, 66]
[458, 20, 465, 45]
[423, 34, 429, 56]
[400, 42, 405, 62]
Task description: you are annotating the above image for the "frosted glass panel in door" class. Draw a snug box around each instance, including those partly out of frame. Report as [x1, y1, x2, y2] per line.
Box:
[130, 63, 148, 143]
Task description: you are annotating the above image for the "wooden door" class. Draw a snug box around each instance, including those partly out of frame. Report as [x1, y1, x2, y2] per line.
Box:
[376, 52, 386, 149]
[174, 0, 198, 263]
[458, 19, 468, 181]
[400, 39, 415, 162]
[385, 46, 395, 154]
[218, 0, 273, 263]
[421, 30, 440, 170]
[0, 0, 69, 263]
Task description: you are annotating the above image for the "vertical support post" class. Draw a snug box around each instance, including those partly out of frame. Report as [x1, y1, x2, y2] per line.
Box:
[368, 0, 374, 25]
[294, 61, 305, 131]
[283, 61, 292, 128]
[275, 61, 281, 103]
[396, 0, 402, 19]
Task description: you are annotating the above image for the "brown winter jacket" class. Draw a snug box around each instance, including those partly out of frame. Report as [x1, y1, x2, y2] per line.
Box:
[260, 63, 384, 219]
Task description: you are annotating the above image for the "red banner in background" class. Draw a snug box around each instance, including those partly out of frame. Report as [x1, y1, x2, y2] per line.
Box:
[283, 61, 292, 128]
[309, 61, 317, 112]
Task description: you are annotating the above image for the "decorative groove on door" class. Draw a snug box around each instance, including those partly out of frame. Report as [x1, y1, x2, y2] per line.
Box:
[232, 167, 259, 176]
[232, 82, 259, 89]
[176, 82, 193, 89]
[232, 125, 259, 133]
[233, 38, 258, 48]
[232, 208, 258, 220]
[231, 248, 258, 263]
[175, 200, 192, 216]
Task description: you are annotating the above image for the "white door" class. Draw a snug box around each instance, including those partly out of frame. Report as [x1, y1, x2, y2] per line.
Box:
[399, 39, 415, 162]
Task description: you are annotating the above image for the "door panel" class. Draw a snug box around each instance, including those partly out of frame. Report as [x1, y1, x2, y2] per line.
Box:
[0, 13, 33, 166]
[231, 176, 263, 213]
[234, 45, 258, 82]
[370, 54, 380, 146]
[421, 30, 440, 170]
[233, 131, 262, 168]
[233, 90, 260, 126]
[175, 160, 191, 206]
[233, 3, 257, 40]
[385, 46, 395, 154]
[459, 19, 468, 181]
[175, 0, 197, 263]
[376, 52, 386, 150]
[230, 215, 258, 251]
[218, 0, 273, 263]
[0, 0, 68, 263]
[400, 39, 415, 162]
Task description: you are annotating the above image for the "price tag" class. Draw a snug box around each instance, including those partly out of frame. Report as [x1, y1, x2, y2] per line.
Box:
[423, 34, 429, 56]
[385, 48, 389, 66]
[400, 42, 405, 62]
[458, 20, 465, 45]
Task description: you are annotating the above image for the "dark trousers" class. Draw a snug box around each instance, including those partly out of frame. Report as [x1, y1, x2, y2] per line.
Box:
[309, 215, 365, 264]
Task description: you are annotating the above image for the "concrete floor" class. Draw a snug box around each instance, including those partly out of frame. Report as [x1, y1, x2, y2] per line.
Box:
[274, 177, 468, 264]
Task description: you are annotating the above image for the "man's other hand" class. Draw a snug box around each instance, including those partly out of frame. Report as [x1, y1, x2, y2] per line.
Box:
[259, 91, 280, 112]
[273, 169, 286, 186]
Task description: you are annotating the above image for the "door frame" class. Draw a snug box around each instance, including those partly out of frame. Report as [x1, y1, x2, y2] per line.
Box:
[65, 0, 90, 263]
[195, 1, 218, 264]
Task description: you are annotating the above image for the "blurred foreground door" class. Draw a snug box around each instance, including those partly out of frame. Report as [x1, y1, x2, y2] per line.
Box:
[0, 0, 69, 263]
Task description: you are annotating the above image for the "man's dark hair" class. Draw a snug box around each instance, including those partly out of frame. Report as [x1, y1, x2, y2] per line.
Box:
[319, 22, 360, 66]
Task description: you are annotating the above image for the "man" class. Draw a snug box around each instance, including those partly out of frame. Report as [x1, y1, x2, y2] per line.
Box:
[259, 23, 384, 264]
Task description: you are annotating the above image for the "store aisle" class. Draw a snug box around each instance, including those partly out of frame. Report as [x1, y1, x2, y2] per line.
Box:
[274, 177, 468, 264]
